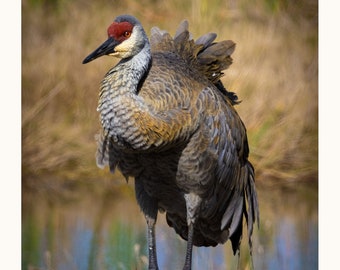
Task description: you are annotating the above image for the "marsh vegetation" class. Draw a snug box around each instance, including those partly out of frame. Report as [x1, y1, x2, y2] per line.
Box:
[22, 0, 318, 269]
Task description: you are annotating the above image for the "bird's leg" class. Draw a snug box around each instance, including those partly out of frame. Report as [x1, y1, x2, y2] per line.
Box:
[183, 221, 194, 270]
[183, 193, 202, 270]
[134, 180, 159, 270]
[146, 214, 159, 270]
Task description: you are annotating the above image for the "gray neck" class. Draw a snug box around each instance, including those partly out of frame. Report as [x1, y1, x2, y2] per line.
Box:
[97, 43, 152, 140]
[102, 43, 151, 97]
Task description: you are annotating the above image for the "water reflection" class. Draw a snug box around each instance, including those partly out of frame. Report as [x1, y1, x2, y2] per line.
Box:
[22, 181, 318, 270]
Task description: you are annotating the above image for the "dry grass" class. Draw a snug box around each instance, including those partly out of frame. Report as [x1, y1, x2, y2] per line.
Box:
[22, 0, 318, 187]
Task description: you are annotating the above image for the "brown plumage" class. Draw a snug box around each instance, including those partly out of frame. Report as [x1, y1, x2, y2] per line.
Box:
[83, 14, 259, 270]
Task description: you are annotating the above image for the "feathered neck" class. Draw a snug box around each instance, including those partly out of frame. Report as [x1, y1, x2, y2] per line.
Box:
[114, 42, 151, 93]
[97, 42, 152, 139]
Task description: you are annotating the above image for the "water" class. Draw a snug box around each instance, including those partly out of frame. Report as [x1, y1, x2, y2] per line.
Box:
[22, 181, 318, 270]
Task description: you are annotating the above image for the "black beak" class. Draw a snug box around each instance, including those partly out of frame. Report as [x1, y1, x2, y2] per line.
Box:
[82, 37, 119, 64]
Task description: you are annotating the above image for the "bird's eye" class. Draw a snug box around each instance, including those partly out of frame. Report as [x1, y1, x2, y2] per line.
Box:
[123, 31, 131, 38]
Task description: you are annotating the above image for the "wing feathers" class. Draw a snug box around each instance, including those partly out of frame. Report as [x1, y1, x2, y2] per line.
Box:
[195, 33, 217, 49]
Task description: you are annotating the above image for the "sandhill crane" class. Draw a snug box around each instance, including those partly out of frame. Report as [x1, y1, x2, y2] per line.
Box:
[83, 14, 259, 270]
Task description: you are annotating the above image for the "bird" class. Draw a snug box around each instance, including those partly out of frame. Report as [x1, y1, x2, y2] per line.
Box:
[82, 14, 259, 270]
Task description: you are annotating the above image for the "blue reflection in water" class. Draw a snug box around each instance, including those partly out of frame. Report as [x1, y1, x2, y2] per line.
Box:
[264, 217, 318, 270]
[275, 219, 300, 269]
[72, 222, 93, 270]
[22, 184, 318, 270]
[192, 245, 226, 270]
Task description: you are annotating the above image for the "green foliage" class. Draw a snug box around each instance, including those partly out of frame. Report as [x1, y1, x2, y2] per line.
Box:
[105, 222, 147, 269]
[264, 0, 281, 12]
[22, 214, 42, 269]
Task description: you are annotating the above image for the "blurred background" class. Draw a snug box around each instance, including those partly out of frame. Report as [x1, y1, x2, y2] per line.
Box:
[22, 0, 318, 269]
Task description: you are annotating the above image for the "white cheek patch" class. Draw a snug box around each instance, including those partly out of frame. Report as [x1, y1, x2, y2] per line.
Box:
[108, 52, 120, 57]
[114, 31, 138, 56]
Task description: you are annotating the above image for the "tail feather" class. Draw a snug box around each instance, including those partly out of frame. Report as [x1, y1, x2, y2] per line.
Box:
[174, 20, 190, 40]
[197, 40, 235, 82]
[195, 32, 217, 49]
[244, 162, 259, 256]
[150, 26, 175, 52]
[219, 162, 259, 255]
[150, 20, 239, 105]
